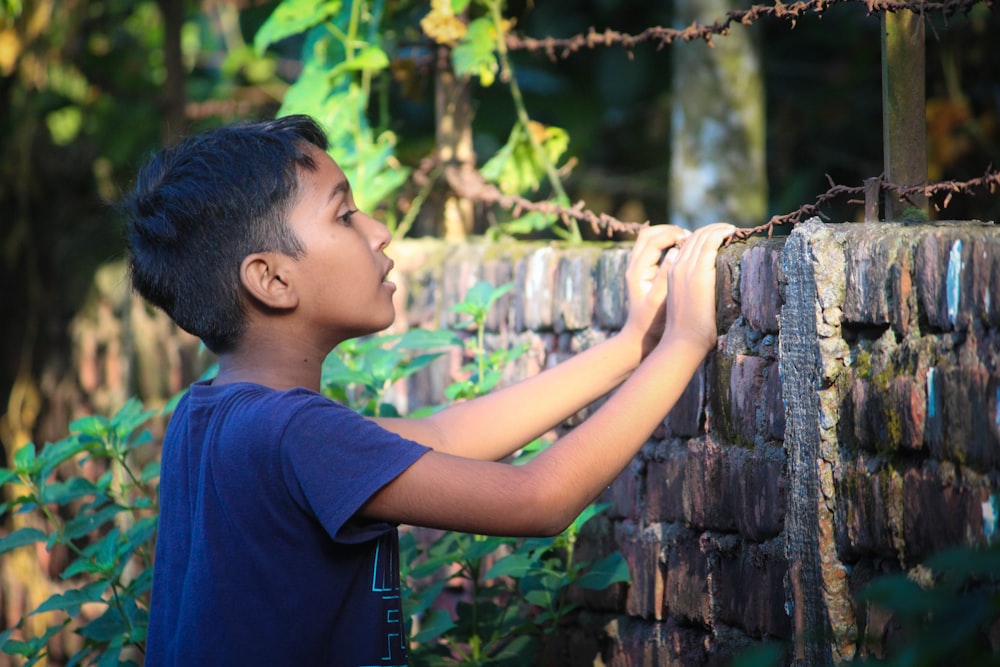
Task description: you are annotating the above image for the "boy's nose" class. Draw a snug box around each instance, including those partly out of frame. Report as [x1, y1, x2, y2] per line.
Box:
[364, 213, 391, 250]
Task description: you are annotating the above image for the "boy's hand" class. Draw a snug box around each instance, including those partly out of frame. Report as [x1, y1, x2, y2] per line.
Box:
[658, 222, 736, 354]
[620, 225, 692, 357]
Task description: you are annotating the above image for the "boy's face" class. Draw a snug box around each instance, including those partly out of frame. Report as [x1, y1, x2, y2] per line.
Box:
[283, 145, 397, 344]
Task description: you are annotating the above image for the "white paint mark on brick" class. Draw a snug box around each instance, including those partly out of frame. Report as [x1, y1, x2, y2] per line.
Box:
[982, 494, 998, 542]
[946, 239, 963, 327]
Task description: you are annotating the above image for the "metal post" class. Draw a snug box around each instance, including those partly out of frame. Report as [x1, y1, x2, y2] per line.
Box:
[881, 5, 928, 220]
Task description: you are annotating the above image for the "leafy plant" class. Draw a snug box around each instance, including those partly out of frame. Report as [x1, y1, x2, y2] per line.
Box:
[0, 398, 166, 666]
[322, 280, 630, 664]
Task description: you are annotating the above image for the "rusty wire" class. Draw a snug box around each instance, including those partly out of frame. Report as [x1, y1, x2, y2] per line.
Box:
[426, 154, 1000, 242]
[424, 0, 998, 242]
[505, 0, 991, 58]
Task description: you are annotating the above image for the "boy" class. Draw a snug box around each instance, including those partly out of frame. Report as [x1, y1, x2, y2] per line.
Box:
[123, 114, 733, 665]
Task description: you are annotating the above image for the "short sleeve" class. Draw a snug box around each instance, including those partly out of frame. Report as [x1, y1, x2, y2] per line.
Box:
[278, 396, 429, 541]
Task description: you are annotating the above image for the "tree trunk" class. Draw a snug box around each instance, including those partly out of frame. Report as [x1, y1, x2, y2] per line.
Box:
[669, 0, 767, 230]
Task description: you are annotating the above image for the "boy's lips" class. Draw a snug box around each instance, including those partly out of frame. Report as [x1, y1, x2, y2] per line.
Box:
[382, 259, 395, 283]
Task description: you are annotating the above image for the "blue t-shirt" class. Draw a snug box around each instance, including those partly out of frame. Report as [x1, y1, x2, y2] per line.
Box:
[145, 381, 430, 666]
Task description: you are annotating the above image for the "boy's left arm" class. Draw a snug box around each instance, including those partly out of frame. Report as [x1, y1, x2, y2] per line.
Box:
[373, 224, 690, 461]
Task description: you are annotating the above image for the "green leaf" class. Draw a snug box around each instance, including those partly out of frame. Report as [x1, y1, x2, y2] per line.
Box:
[69, 415, 110, 438]
[40, 476, 97, 506]
[32, 580, 107, 616]
[328, 45, 390, 79]
[452, 17, 498, 86]
[63, 504, 124, 541]
[37, 435, 89, 480]
[140, 460, 161, 483]
[13, 443, 36, 474]
[568, 502, 609, 535]
[396, 328, 462, 350]
[575, 552, 631, 590]
[0, 527, 47, 555]
[78, 606, 127, 642]
[410, 608, 455, 644]
[484, 553, 534, 580]
[254, 0, 342, 54]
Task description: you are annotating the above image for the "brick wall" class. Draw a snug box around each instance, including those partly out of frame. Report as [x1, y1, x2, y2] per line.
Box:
[389, 220, 1000, 666]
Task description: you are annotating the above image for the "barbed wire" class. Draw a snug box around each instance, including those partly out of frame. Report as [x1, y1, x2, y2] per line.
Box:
[423, 155, 999, 241]
[506, 0, 991, 58]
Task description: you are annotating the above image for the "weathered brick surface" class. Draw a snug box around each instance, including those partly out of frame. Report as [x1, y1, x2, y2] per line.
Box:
[711, 537, 791, 638]
[662, 527, 710, 625]
[740, 240, 783, 333]
[381, 222, 1000, 665]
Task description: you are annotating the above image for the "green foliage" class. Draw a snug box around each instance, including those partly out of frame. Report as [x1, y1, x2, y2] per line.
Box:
[0, 398, 168, 666]
[321, 280, 630, 664]
[852, 543, 1000, 667]
[252, 0, 583, 241]
[255, 0, 409, 216]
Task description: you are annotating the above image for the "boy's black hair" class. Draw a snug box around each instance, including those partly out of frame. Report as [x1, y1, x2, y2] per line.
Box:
[122, 114, 329, 354]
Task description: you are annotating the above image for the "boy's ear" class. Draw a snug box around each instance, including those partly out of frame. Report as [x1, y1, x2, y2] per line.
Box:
[240, 253, 299, 310]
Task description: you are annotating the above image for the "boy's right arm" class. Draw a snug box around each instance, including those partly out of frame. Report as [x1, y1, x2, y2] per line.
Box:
[359, 223, 734, 537]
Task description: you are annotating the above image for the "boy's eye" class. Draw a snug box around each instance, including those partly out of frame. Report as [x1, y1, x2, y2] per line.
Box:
[339, 209, 358, 224]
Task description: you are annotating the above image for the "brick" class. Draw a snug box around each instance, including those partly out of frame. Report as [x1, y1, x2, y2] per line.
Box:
[682, 437, 737, 531]
[663, 528, 710, 625]
[844, 234, 893, 326]
[835, 458, 902, 559]
[727, 444, 787, 540]
[479, 258, 515, 332]
[616, 521, 666, 619]
[716, 244, 743, 332]
[915, 231, 974, 332]
[970, 237, 1000, 327]
[730, 354, 769, 446]
[515, 246, 557, 331]
[643, 443, 687, 524]
[888, 247, 915, 337]
[713, 539, 791, 638]
[902, 462, 992, 562]
[930, 362, 997, 470]
[740, 241, 783, 333]
[595, 247, 631, 330]
[606, 456, 642, 521]
[552, 251, 597, 332]
[664, 362, 706, 438]
[602, 616, 707, 667]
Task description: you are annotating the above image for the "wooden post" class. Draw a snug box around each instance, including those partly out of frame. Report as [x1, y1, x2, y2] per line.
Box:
[881, 5, 928, 220]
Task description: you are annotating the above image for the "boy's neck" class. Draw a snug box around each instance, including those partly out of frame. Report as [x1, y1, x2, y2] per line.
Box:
[212, 340, 329, 392]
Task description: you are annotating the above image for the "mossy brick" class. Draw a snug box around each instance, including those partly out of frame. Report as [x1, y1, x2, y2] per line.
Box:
[682, 437, 737, 531]
[933, 363, 996, 470]
[834, 459, 902, 560]
[664, 362, 706, 438]
[552, 250, 597, 332]
[901, 462, 992, 563]
[663, 529, 711, 625]
[843, 233, 894, 326]
[514, 246, 558, 331]
[727, 444, 787, 541]
[643, 443, 687, 524]
[713, 540, 791, 639]
[615, 521, 666, 620]
[729, 354, 769, 446]
[740, 240, 783, 334]
[595, 247, 630, 330]
[716, 243, 743, 333]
